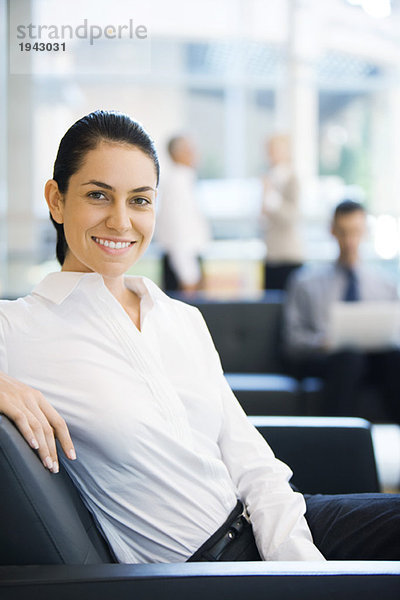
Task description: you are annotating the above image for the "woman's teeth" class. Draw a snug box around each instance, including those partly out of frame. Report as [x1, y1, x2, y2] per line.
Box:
[93, 237, 132, 249]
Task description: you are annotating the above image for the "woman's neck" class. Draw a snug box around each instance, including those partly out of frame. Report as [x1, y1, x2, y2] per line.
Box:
[102, 275, 127, 302]
[103, 275, 142, 330]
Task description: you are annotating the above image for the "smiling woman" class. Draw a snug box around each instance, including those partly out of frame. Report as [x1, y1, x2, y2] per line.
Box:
[43, 111, 159, 322]
[0, 111, 398, 566]
[46, 142, 157, 301]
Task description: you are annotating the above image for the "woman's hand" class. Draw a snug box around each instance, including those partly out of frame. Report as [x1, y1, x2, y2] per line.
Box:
[0, 371, 76, 473]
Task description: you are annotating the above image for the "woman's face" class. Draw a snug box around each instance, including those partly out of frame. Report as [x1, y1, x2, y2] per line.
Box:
[46, 141, 157, 280]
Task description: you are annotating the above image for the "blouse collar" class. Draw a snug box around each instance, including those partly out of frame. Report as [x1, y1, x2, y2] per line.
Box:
[31, 271, 161, 309]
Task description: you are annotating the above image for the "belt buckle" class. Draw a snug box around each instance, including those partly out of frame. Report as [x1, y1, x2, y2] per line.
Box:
[241, 505, 251, 524]
[202, 503, 251, 561]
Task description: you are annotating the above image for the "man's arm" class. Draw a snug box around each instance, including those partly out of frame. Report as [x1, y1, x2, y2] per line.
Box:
[283, 273, 327, 356]
[262, 175, 299, 225]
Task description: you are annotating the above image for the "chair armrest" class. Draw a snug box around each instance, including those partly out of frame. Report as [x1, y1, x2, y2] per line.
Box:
[1, 562, 399, 600]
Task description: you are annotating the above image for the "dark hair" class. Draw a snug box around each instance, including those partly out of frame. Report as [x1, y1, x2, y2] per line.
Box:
[50, 110, 160, 265]
[333, 199, 366, 221]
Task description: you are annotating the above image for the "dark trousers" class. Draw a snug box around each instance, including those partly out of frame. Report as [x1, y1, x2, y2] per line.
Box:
[305, 493, 400, 560]
[288, 349, 400, 422]
[189, 493, 400, 561]
[264, 262, 303, 291]
[162, 254, 180, 292]
[161, 254, 203, 292]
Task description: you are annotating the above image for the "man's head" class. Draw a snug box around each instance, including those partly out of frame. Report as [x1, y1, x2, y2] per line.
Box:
[331, 200, 367, 267]
[167, 136, 197, 167]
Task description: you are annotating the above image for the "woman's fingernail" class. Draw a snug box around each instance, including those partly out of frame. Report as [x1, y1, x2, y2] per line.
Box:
[30, 438, 39, 449]
[45, 456, 53, 469]
[52, 462, 59, 474]
[68, 449, 76, 460]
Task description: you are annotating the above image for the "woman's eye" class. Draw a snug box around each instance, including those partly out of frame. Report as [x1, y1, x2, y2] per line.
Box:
[88, 191, 106, 200]
[132, 197, 150, 206]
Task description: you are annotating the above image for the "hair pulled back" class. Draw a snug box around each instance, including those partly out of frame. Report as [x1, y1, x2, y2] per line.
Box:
[50, 110, 159, 265]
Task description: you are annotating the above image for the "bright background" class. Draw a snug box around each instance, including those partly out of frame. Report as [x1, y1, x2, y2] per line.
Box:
[2, 0, 400, 297]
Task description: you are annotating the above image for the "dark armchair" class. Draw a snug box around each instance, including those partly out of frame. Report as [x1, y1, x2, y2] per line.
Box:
[0, 414, 399, 600]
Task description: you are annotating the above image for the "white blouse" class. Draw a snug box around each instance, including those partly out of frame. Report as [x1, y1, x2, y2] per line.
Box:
[0, 272, 324, 563]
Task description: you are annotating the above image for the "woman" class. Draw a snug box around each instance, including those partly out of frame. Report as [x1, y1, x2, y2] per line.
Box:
[0, 112, 398, 563]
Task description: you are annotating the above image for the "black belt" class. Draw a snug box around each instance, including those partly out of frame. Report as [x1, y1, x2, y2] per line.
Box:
[187, 500, 261, 562]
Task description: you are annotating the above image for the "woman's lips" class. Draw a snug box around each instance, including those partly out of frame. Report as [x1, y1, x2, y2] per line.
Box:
[92, 236, 136, 253]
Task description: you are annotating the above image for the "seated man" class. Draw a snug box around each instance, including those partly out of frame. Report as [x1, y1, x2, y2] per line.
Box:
[283, 200, 400, 421]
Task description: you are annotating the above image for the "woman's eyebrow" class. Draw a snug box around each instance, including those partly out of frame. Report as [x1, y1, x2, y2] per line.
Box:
[81, 180, 155, 193]
[82, 180, 114, 190]
[132, 186, 156, 193]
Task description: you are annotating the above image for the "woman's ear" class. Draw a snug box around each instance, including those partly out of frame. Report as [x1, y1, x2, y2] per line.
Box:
[45, 179, 64, 224]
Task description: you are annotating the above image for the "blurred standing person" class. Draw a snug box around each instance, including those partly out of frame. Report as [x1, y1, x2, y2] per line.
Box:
[261, 134, 304, 290]
[156, 136, 210, 294]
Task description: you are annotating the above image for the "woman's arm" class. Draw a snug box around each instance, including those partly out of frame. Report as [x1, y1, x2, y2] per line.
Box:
[0, 371, 76, 473]
[187, 306, 324, 561]
[0, 309, 76, 472]
[217, 378, 325, 561]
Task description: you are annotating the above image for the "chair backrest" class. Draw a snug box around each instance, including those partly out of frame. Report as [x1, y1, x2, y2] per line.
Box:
[0, 415, 115, 565]
[193, 296, 285, 373]
[251, 416, 380, 495]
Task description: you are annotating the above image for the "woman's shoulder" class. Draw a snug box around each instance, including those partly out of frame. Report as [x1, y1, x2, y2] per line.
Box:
[0, 295, 31, 315]
[0, 293, 43, 334]
[0, 293, 50, 332]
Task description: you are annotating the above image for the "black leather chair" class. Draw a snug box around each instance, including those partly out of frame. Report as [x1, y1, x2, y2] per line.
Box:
[250, 416, 380, 494]
[226, 373, 300, 415]
[1, 414, 399, 600]
[2, 562, 400, 600]
[0, 414, 114, 565]
[193, 295, 286, 374]
[192, 295, 305, 415]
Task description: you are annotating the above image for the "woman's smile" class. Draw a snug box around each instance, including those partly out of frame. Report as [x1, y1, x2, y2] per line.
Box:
[92, 236, 136, 253]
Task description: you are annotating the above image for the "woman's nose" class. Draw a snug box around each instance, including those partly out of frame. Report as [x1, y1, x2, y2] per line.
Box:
[106, 203, 131, 231]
